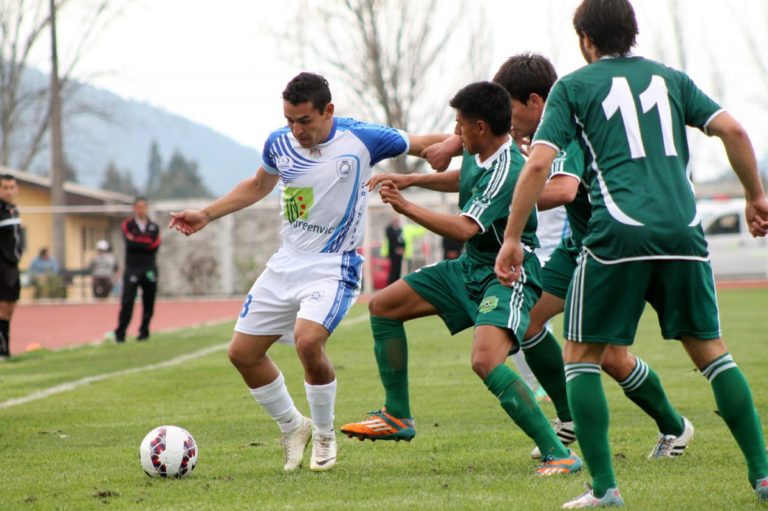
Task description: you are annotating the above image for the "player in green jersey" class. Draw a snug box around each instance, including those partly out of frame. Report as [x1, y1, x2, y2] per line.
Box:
[496, 1, 768, 507]
[341, 81, 582, 475]
[494, 53, 692, 462]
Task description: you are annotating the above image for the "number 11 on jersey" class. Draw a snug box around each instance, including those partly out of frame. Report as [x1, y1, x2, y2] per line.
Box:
[602, 75, 678, 159]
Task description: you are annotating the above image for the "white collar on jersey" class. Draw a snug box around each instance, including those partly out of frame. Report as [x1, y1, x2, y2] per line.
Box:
[475, 136, 513, 169]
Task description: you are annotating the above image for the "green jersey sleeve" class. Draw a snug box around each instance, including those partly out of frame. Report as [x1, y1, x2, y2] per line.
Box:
[461, 158, 514, 233]
[549, 140, 585, 181]
[532, 80, 578, 151]
[678, 71, 723, 131]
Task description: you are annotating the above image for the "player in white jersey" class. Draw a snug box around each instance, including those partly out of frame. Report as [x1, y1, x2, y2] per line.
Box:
[536, 207, 568, 264]
[170, 72, 446, 472]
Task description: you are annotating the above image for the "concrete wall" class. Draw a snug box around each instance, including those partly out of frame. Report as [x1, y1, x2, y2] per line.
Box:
[148, 193, 454, 297]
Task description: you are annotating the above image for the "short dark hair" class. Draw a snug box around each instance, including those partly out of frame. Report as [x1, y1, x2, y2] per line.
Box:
[282, 72, 332, 112]
[492, 53, 558, 103]
[573, 0, 638, 57]
[449, 82, 511, 136]
[1, 174, 16, 182]
[133, 196, 147, 205]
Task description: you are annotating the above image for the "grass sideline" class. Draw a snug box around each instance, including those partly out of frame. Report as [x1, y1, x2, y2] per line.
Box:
[0, 288, 766, 510]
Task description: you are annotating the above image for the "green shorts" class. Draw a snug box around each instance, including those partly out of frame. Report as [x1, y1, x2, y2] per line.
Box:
[541, 238, 581, 299]
[403, 253, 542, 349]
[564, 251, 722, 345]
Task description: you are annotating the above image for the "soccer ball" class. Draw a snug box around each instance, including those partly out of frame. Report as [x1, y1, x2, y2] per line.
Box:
[139, 425, 198, 478]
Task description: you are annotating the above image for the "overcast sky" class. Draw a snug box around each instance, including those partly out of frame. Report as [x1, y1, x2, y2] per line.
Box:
[30, 0, 768, 181]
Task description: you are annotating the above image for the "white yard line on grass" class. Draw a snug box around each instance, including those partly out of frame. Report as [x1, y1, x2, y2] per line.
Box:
[0, 313, 370, 411]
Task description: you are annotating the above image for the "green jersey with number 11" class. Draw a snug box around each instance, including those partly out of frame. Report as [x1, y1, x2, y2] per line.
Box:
[533, 56, 722, 262]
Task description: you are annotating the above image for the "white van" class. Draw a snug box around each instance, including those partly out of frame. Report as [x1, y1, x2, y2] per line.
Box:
[698, 198, 768, 279]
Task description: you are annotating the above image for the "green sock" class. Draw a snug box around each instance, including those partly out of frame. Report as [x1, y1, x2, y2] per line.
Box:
[619, 357, 683, 435]
[370, 316, 410, 418]
[703, 354, 768, 486]
[522, 329, 571, 422]
[565, 363, 616, 498]
[484, 363, 569, 459]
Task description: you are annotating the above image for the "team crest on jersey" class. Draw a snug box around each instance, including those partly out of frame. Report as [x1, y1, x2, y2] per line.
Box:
[478, 296, 499, 314]
[309, 147, 322, 158]
[283, 187, 314, 222]
[336, 159, 353, 181]
[276, 155, 292, 171]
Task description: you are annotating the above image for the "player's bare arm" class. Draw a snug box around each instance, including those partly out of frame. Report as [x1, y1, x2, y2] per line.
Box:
[169, 167, 279, 236]
[537, 174, 579, 211]
[379, 180, 479, 242]
[495, 144, 557, 285]
[706, 112, 768, 237]
[367, 170, 460, 193]
[406, 133, 452, 158]
[422, 135, 463, 171]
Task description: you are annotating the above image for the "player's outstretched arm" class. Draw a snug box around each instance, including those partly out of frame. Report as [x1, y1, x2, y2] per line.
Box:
[169, 167, 279, 236]
[379, 180, 479, 242]
[496, 144, 557, 284]
[537, 174, 579, 211]
[706, 112, 768, 237]
[406, 133, 452, 158]
[422, 135, 462, 172]
[367, 170, 460, 193]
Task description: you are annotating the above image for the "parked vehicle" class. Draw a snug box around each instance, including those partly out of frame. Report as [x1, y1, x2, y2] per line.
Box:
[698, 198, 768, 279]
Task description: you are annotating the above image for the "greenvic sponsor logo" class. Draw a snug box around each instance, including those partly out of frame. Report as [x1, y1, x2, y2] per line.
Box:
[289, 220, 336, 234]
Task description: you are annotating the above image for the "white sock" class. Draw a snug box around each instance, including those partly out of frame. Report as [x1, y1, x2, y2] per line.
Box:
[249, 372, 303, 433]
[304, 379, 337, 438]
[511, 350, 540, 390]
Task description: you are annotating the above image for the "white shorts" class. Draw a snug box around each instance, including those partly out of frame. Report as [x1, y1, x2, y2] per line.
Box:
[234, 245, 363, 343]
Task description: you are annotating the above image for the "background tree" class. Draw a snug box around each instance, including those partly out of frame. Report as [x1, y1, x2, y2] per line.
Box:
[100, 160, 138, 196]
[151, 151, 212, 200]
[285, 0, 491, 172]
[0, 0, 119, 172]
[145, 140, 163, 196]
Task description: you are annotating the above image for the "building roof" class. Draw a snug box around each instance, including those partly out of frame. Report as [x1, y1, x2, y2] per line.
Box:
[1, 166, 134, 211]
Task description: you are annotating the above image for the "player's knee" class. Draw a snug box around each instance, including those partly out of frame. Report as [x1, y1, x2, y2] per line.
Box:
[368, 293, 392, 317]
[471, 355, 494, 380]
[227, 342, 259, 369]
[601, 350, 633, 380]
[294, 336, 323, 362]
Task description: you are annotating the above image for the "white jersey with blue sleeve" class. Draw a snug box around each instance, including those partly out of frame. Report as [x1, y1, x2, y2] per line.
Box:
[262, 117, 409, 254]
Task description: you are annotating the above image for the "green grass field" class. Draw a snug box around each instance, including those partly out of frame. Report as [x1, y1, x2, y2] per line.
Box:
[1, 288, 767, 510]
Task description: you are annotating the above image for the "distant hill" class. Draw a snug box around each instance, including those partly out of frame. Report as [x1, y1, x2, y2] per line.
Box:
[21, 69, 262, 196]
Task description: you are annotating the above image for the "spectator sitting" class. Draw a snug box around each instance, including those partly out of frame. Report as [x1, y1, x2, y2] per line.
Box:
[89, 240, 118, 299]
[28, 247, 59, 283]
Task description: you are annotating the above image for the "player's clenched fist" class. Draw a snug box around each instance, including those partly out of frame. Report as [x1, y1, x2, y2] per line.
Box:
[494, 239, 524, 287]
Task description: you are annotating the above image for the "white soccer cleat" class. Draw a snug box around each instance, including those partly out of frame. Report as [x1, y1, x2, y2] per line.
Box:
[281, 416, 312, 471]
[310, 433, 337, 471]
[562, 484, 624, 509]
[648, 416, 694, 459]
[531, 418, 576, 459]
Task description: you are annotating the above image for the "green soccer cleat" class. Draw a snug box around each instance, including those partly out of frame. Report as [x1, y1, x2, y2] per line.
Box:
[532, 419, 576, 459]
[562, 484, 624, 509]
[536, 449, 583, 476]
[340, 408, 416, 442]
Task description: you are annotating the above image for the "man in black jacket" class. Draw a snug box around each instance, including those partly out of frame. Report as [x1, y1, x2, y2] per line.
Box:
[114, 197, 160, 342]
[0, 175, 23, 358]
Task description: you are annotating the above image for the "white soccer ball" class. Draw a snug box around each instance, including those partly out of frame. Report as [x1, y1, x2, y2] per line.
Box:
[139, 425, 198, 478]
